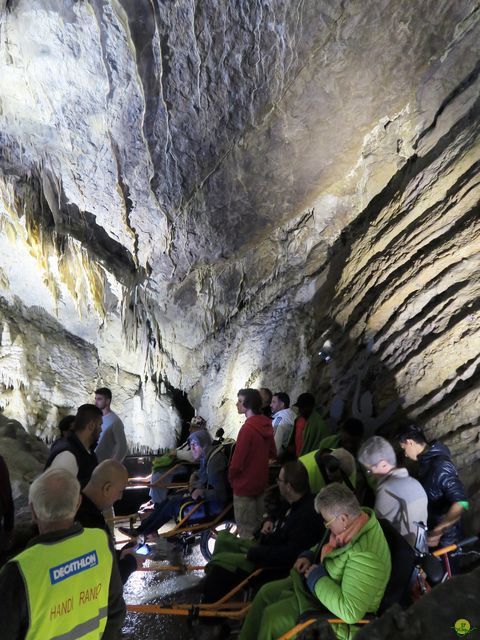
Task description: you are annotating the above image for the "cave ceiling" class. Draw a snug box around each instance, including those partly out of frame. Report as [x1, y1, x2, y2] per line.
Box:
[0, 0, 478, 496]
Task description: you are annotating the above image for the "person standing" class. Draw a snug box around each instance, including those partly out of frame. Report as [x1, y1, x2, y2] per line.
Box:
[0, 468, 125, 639]
[45, 404, 102, 488]
[229, 388, 276, 539]
[398, 425, 468, 550]
[94, 387, 128, 462]
[292, 393, 328, 457]
[270, 392, 296, 458]
[76, 460, 139, 584]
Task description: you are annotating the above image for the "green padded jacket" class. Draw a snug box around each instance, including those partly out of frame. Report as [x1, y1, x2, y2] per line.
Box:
[293, 508, 391, 640]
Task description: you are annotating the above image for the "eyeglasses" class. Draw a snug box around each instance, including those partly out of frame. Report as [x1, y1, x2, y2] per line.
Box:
[323, 514, 339, 528]
[364, 460, 383, 475]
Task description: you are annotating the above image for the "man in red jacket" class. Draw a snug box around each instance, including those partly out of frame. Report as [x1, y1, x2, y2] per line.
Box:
[229, 388, 276, 538]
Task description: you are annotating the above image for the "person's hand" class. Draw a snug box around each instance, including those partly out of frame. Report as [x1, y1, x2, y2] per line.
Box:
[120, 546, 145, 570]
[294, 557, 312, 575]
[191, 488, 205, 501]
[427, 529, 443, 547]
[304, 564, 319, 579]
[261, 519, 274, 535]
[168, 449, 177, 456]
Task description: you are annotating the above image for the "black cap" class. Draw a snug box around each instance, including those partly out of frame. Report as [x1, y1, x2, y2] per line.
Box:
[293, 392, 315, 408]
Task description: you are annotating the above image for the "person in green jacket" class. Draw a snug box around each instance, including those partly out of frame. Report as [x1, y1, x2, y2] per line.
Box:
[239, 483, 391, 640]
[292, 393, 328, 456]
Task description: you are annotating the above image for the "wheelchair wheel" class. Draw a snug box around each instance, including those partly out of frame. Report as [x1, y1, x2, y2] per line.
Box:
[200, 520, 238, 561]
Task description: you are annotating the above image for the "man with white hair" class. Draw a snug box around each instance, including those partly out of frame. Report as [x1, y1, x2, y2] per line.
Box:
[358, 435, 428, 546]
[0, 468, 125, 640]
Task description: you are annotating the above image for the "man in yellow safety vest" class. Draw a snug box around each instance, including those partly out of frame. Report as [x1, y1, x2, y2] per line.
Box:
[0, 468, 125, 639]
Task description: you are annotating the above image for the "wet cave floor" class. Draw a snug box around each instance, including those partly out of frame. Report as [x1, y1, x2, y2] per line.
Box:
[118, 529, 241, 640]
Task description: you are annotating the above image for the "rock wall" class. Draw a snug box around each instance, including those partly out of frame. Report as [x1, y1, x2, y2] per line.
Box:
[0, 0, 478, 512]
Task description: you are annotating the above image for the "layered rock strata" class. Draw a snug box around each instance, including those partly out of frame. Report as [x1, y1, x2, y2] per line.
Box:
[0, 0, 477, 527]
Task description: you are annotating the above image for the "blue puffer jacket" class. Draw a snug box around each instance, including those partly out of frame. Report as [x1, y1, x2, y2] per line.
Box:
[417, 442, 467, 546]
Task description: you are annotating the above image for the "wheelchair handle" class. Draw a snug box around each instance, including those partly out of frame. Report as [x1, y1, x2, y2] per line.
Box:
[433, 535, 478, 557]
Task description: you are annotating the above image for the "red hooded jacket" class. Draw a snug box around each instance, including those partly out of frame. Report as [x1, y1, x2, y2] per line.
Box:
[229, 414, 276, 496]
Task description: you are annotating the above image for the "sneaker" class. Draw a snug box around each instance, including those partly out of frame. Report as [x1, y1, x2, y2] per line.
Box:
[118, 526, 141, 539]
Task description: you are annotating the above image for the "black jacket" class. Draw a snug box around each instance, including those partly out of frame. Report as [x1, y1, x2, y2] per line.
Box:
[0, 454, 14, 533]
[45, 431, 98, 488]
[76, 493, 136, 584]
[418, 442, 467, 546]
[246, 493, 324, 568]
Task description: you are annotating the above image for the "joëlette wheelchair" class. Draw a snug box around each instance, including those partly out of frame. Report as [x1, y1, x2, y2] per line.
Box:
[277, 521, 479, 640]
[123, 477, 285, 622]
[115, 438, 237, 561]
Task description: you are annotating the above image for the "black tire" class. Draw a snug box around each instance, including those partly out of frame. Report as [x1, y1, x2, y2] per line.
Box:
[199, 520, 238, 561]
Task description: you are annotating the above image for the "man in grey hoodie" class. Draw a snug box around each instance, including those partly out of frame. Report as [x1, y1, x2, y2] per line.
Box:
[358, 436, 428, 547]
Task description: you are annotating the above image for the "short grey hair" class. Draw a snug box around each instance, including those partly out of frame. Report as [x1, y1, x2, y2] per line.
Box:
[358, 436, 396, 468]
[314, 482, 361, 517]
[29, 469, 80, 522]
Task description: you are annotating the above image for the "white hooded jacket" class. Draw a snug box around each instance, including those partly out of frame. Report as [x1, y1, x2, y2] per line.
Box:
[272, 408, 296, 454]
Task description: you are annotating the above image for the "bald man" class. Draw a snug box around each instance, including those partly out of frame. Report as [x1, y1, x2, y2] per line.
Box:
[0, 468, 125, 640]
[76, 460, 138, 583]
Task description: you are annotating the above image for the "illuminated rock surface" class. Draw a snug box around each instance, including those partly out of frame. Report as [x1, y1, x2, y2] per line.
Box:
[0, 1, 478, 520]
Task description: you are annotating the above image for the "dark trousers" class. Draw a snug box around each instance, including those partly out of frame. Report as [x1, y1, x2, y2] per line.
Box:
[137, 495, 223, 535]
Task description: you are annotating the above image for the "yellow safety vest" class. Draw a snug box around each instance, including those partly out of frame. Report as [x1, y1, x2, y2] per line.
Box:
[299, 449, 357, 494]
[15, 527, 113, 640]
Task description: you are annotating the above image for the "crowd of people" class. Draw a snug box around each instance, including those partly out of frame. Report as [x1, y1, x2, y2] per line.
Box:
[0, 384, 471, 640]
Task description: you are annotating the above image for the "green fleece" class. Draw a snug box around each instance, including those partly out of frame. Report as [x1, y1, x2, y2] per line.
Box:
[205, 530, 256, 575]
[238, 509, 391, 640]
[300, 412, 328, 456]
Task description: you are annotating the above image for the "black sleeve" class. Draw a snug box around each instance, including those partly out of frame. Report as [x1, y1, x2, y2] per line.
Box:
[437, 460, 467, 504]
[0, 456, 14, 531]
[103, 542, 126, 639]
[204, 453, 228, 505]
[0, 561, 29, 639]
[116, 551, 137, 585]
[246, 509, 324, 568]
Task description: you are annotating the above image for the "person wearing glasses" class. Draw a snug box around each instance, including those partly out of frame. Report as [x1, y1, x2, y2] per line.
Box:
[398, 425, 468, 551]
[239, 483, 391, 640]
[201, 461, 324, 604]
[358, 436, 428, 547]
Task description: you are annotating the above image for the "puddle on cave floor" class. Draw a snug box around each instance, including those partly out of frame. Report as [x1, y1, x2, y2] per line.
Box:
[121, 539, 210, 640]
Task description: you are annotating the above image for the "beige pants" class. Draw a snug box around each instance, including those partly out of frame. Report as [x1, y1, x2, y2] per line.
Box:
[233, 494, 265, 539]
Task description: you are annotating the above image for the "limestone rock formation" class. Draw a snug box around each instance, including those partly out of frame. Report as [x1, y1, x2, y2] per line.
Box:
[0, 1, 478, 521]
[0, 413, 48, 515]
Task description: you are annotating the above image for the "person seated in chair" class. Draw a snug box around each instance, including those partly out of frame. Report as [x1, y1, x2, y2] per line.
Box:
[201, 461, 324, 603]
[358, 436, 428, 547]
[119, 430, 228, 538]
[138, 416, 208, 513]
[238, 483, 391, 640]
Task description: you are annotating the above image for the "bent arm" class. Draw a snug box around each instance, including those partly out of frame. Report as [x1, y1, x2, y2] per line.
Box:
[0, 562, 28, 639]
[313, 552, 387, 623]
[229, 429, 250, 481]
[111, 421, 128, 461]
[429, 502, 467, 540]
